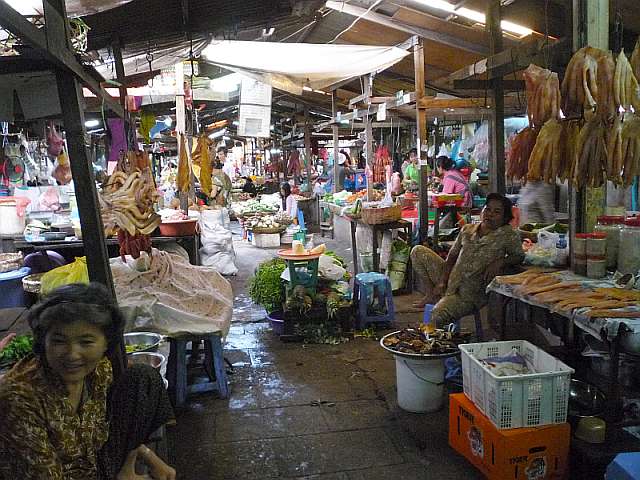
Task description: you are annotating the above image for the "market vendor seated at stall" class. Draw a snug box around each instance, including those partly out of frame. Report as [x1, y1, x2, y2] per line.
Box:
[436, 155, 472, 228]
[410, 193, 524, 326]
[0, 283, 176, 480]
[281, 182, 298, 220]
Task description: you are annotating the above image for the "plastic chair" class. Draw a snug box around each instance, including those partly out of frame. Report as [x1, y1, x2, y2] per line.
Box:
[454, 307, 484, 341]
[166, 332, 229, 408]
[353, 272, 395, 329]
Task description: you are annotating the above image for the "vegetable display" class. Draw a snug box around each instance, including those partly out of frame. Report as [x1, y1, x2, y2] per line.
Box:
[248, 258, 287, 313]
[0, 334, 34, 367]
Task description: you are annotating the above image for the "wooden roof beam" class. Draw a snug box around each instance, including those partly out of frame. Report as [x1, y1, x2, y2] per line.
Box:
[325, 1, 489, 56]
[0, 0, 124, 117]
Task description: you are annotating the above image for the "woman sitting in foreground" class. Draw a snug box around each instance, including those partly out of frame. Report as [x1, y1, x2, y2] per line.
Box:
[411, 193, 524, 326]
[0, 283, 175, 480]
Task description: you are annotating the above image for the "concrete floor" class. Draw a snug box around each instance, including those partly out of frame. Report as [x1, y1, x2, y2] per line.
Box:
[167, 224, 484, 480]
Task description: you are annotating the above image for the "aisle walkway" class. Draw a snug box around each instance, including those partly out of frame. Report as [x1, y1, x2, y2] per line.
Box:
[168, 226, 483, 479]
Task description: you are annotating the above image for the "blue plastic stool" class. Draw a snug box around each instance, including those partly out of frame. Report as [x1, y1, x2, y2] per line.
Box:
[353, 272, 395, 329]
[166, 332, 229, 407]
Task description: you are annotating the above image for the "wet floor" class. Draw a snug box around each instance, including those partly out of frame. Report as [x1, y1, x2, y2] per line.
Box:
[167, 224, 484, 479]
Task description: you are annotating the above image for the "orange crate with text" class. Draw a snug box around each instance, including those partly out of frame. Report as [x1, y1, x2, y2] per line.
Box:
[448, 393, 570, 480]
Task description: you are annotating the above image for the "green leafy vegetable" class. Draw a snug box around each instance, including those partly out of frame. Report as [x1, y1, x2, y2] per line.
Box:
[248, 258, 287, 313]
[0, 334, 34, 366]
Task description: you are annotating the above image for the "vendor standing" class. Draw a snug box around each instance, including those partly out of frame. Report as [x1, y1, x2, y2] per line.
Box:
[410, 193, 524, 326]
[211, 147, 232, 207]
[281, 182, 298, 219]
[325, 153, 351, 192]
[402, 149, 420, 182]
[436, 156, 472, 228]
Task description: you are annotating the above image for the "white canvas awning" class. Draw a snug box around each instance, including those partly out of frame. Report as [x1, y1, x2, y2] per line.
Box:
[200, 40, 410, 95]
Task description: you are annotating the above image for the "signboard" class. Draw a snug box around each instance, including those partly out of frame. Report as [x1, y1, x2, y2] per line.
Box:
[238, 77, 272, 138]
[376, 103, 387, 121]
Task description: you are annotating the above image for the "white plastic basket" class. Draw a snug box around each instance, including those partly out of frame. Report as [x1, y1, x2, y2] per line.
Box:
[459, 340, 574, 429]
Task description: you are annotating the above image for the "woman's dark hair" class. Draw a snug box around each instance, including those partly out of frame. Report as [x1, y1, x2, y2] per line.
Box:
[28, 283, 125, 358]
[436, 156, 454, 171]
[213, 160, 223, 169]
[339, 149, 351, 161]
[485, 192, 514, 225]
[280, 182, 291, 210]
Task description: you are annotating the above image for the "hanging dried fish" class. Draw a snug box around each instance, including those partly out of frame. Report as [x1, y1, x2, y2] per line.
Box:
[177, 133, 191, 193]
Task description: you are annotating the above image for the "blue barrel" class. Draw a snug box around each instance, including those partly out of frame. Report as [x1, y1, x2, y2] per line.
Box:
[0, 267, 31, 308]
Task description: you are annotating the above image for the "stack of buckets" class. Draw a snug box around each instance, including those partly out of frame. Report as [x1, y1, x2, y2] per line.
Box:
[383, 304, 453, 413]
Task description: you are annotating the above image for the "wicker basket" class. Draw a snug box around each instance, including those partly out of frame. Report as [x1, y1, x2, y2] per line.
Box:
[250, 226, 287, 234]
[22, 273, 44, 294]
[361, 204, 402, 224]
[518, 228, 539, 242]
[0, 253, 23, 273]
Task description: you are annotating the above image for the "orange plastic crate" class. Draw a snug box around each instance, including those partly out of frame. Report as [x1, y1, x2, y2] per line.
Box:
[448, 393, 570, 480]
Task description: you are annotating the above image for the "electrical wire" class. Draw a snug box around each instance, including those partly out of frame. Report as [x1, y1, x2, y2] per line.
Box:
[329, 0, 382, 44]
[279, 10, 333, 43]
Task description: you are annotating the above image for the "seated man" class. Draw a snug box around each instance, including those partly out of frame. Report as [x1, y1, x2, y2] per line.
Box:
[410, 193, 524, 326]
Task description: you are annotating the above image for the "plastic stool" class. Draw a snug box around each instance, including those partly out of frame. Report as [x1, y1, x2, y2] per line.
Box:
[353, 272, 395, 329]
[166, 332, 229, 407]
[607, 453, 640, 479]
[284, 257, 320, 297]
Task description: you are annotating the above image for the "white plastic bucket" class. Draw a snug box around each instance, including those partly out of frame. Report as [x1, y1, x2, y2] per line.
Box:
[0, 203, 26, 235]
[394, 355, 446, 413]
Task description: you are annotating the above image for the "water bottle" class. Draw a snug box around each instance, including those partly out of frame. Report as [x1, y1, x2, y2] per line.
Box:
[555, 234, 568, 266]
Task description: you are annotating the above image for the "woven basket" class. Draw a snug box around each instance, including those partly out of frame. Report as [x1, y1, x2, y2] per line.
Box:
[22, 273, 44, 294]
[518, 228, 538, 242]
[0, 253, 23, 273]
[361, 204, 402, 225]
[250, 226, 287, 234]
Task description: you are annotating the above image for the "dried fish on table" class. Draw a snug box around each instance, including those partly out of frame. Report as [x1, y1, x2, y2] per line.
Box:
[585, 309, 640, 319]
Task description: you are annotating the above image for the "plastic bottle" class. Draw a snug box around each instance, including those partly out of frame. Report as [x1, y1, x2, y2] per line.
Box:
[555, 234, 568, 266]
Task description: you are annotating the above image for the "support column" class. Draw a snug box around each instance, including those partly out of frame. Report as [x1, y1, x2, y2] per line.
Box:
[487, 0, 505, 194]
[46, 0, 114, 295]
[414, 37, 429, 243]
[364, 75, 374, 199]
[112, 37, 127, 109]
[331, 91, 340, 193]
[304, 106, 312, 189]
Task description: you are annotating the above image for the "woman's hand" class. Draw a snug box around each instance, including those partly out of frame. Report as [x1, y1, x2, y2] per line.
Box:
[484, 259, 505, 283]
[0, 333, 16, 351]
[139, 445, 176, 480]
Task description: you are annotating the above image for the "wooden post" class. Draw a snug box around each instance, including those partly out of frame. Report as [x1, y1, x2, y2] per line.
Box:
[45, 0, 114, 296]
[332, 91, 340, 193]
[112, 37, 128, 109]
[414, 37, 429, 243]
[304, 106, 312, 190]
[487, 0, 506, 195]
[175, 62, 189, 213]
[364, 75, 373, 199]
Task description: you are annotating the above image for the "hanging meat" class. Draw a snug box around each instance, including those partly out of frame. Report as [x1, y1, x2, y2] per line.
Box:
[572, 116, 608, 190]
[177, 133, 191, 193]
[621, 113, 640, 187]
[193, 134, 213, 196]
[507, 127, 538, 182]
[527, 119, 563, 183]
[373, 145, 391, 184]
[613, 50, 640, 112]
[523, 64, 560, 128]
[559, 120, 581, 183]
[607, 114, 624, 185]
[561, 47, 608, 116]
[630, 37, 640, 91]
[596, 52, 617, 121]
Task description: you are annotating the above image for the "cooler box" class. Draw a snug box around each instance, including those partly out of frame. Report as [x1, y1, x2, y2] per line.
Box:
[449, 393, 570, 480]
[607, 453, 640, 479]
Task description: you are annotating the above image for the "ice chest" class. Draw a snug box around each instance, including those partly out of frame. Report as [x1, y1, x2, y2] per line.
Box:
[460, 340, 574, 429]
[449, 393, 570, 480]
[251, 233, 281, 248]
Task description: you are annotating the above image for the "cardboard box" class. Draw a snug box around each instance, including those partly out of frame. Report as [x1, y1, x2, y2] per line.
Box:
[449, 393, 570, 480]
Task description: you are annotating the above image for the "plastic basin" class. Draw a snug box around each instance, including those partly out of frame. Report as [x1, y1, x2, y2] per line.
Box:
[159, 219, 197, 236]
[267, 310, 285, 335]
[0, 267, 31, 308]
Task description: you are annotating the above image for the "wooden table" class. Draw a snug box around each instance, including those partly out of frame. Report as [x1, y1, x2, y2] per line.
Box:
[7, 235, 201, 265]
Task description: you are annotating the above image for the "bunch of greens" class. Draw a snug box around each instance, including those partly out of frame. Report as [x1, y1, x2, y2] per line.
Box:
[324, 250, 346, 268]
[295, 321, 349, 345]
[0, 334, 34, 367]
[248, 258, 287, 313]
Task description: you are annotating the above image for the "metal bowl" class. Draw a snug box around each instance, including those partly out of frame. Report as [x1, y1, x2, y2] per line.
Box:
[123, 332, 163, 354]
[128, 352, 167, 370]
[569, 379, 606, 418]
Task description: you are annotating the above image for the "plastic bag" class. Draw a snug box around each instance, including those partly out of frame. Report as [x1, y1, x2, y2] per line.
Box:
[47, 121, 64, 157]
[41, 257, 89, 294]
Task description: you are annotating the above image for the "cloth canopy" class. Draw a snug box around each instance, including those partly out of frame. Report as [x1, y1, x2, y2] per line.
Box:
[200, 40, 410, 95]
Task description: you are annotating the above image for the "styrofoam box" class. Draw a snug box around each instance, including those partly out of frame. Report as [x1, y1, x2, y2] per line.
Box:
[459, 340, 574, 429]
[252, 233, 281, 248]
